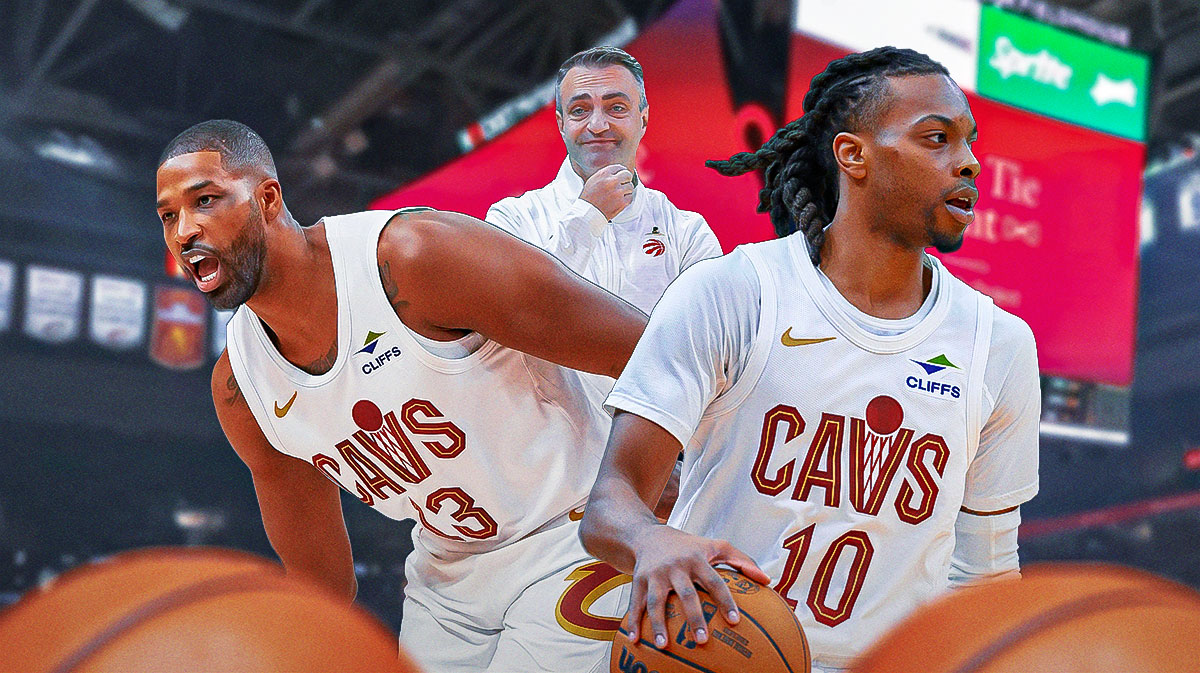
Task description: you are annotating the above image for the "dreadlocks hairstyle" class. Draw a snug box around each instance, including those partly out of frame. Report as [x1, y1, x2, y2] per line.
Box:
[707, 47, 948, 263]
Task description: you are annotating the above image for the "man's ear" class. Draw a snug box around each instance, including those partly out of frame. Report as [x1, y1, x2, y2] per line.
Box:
[832, 131, 867, 180]
[259, 178, 284, 220]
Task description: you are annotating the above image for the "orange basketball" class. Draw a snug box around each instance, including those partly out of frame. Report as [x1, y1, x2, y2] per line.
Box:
[611, 568, 810, 673]
[0, 547, 421, 673]
[852, 563, 1200, 673]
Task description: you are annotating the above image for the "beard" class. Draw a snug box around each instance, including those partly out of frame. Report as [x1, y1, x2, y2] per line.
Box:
[207, 202, 267, 310]
[929, 228, 966, 253]
[921, 203, 967, 254]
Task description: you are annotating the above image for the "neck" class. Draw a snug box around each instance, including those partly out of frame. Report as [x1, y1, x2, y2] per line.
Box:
[244, 217, 340, 370]
[817, 207, 932, 320]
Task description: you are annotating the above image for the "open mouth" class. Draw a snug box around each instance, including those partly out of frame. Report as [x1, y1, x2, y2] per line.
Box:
[944, 197, 975, 225]
[183, 250, 222, 293]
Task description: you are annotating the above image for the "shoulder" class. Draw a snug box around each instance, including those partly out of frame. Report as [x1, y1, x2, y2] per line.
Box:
[377, 208, 490, 265]
[680, 247, 756, 284]
[642, 187, 709, 229]
[989, 304, 1037, 354]
[662, 249, 760, 312]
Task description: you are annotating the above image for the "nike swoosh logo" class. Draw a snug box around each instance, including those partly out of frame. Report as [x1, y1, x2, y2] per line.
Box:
[781, 328, 836, 347]
[568, 506, 586, 522]
[274, 391, 298, 418]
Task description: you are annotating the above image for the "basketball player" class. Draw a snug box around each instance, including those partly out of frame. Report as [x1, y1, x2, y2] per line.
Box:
[155, 120, 647, 672]
[579, 47, 1040, 673]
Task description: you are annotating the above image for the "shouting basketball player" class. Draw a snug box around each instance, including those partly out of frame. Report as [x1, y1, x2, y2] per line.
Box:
[155, 120, 646, 672]
[580, 47, 1040, 673]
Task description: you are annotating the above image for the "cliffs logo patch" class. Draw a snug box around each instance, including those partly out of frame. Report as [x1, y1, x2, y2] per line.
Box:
[907, 354, 961, 399]
[911, 354, 959, 375]
[355, 329, 401, 374]
[356, 330, 386, 355]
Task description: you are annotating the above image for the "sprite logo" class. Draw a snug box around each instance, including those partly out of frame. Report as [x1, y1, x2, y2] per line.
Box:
[976, 5, 1149, 141]
[988, 36, 1071, 90]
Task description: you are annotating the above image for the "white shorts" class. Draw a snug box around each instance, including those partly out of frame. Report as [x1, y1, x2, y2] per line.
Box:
[398, 516, 630, 673]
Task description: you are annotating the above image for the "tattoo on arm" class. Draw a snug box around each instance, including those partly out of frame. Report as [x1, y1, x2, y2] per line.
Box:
[379, 260, 406, 314]
[223, 372, 244, 406]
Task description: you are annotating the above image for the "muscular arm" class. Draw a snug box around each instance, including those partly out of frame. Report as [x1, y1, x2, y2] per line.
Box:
[580, 411, 768, 648]
[211, 352, 356, 600]
[580, 411, 682, 573]
[376, 210, 646, 378]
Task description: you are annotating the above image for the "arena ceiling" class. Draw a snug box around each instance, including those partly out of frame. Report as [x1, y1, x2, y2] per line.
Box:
[1, 0, 1198, 224]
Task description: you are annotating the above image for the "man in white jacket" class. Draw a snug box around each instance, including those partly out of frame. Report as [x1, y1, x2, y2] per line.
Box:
[487, 46, 722, 316]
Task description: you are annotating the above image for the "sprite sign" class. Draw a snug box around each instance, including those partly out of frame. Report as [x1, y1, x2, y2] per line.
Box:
[977, 5, 1149, 141]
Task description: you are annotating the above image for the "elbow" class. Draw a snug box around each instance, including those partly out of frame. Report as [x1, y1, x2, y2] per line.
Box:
[578, 509, 600, 557]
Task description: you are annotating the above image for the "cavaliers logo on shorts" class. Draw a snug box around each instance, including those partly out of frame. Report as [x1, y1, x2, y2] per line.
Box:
[556, 561, 631, 641]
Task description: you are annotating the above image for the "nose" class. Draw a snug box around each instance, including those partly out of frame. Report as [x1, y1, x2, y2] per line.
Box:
[585, 108, 609, 134]
[958, 144, 981, 180]
[173, 210, 202, 248]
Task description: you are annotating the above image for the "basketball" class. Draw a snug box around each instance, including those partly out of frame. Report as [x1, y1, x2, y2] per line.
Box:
[610, 567, 810, 673]
[852, 563, 1200, 673]
[0, 547, 421, 673]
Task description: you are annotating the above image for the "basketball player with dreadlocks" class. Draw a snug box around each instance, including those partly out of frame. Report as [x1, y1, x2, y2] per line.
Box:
[580, 47, 1040, 672]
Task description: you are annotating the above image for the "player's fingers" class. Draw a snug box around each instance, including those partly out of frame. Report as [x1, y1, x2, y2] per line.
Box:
[615, 168, 634, 184]
[715, 544, 772, 586]
[670, 571, 710, 645]
[624, 576, 648, 643]
[644, 576, 671, 649]
[693, 562, 740, 625]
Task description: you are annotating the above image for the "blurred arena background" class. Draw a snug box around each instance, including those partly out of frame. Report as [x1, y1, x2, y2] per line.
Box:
[2, 0, 1199, 631]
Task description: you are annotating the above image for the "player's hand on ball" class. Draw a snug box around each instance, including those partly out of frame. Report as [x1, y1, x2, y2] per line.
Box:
[625, 526, 769, 650]
[580, 164, 636, 220]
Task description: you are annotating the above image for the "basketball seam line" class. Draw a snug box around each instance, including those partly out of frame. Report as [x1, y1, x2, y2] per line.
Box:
[51, 571, 291, 673]
[740, 606, 799, 673]
[616, 627, 721, 673]
[947, 587, 1164, 673]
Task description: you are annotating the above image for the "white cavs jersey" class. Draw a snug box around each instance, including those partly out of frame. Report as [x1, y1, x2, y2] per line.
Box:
[606, 233, 1040, 670]
[225, 210, 610, 554]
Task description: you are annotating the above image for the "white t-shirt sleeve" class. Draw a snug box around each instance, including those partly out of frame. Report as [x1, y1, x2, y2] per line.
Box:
[486, 196, 606, 273]
[604, 251, 760, 447]
[961, 308, 1040, 513]
[676, 211, 724, 273]
[949, 507, 1022, 586]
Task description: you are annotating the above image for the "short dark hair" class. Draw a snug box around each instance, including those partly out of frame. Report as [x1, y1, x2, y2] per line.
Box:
[555, 46, 647, 113]
[706, 46, 949, 263]
[158, 119, 278, 179]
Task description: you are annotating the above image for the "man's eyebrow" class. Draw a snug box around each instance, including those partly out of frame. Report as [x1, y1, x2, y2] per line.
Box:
[601, 92, 632, 101]
[157, 180, 213, 208]
[913, 114, 954, 126]
[567, 93, 592, 105]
